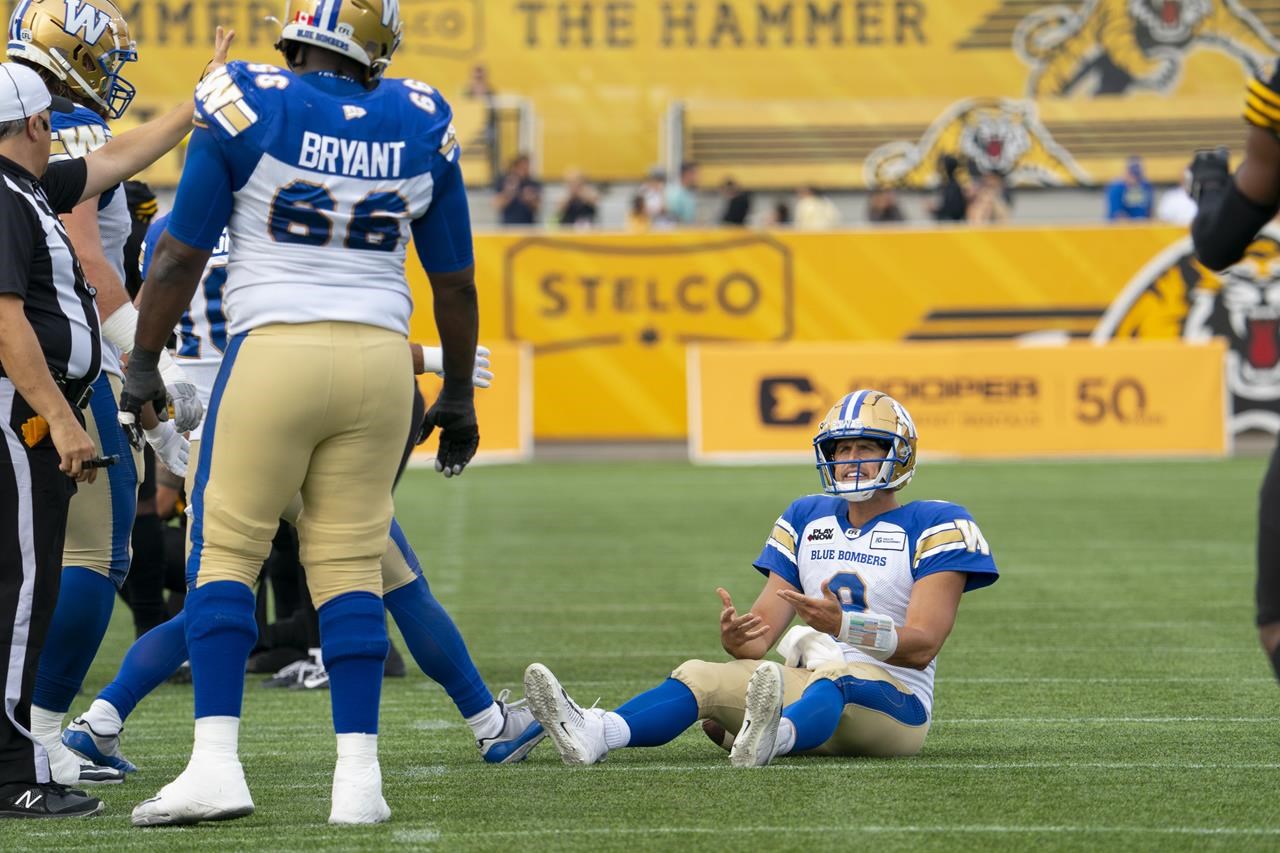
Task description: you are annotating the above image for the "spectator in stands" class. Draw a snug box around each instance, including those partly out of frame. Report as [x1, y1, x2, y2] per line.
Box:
[765, 200, 791, 227]
[627, 194, 650, 231]
[464, 64, 495, 100]
[720, 177, 752, 226]
[666, 162, 700, 225]
[967, 172, 1012, 225]
[494, 153, 542, 225]
[794, 186, 841, 230]
[1106, 156, 1154, 220]
[557, 170, 599, 230]
[642, 167, 673, 228]
[867, 187, 905, 224]
[929, 155, 969, 222]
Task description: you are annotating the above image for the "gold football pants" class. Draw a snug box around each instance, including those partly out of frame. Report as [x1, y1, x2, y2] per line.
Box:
[672, 658, 929, 757]
[187, 322, 413, 606]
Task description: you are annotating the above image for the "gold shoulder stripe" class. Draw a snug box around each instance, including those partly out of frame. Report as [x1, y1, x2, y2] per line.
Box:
[770, 524, 797, 554]
[1248, 79, 1280, 110]
[914, 528, 963, 562]
[1246, 91, 1280, 123]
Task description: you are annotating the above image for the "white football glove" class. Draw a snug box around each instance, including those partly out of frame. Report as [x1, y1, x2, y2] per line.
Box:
[837, 610, 899, 661]
[144, 420, 190, 477]
[421, 344, 494, 389]
[158, 350, 204, 433]
[777, 625, 844, 671]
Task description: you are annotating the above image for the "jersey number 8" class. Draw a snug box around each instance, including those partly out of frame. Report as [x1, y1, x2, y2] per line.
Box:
[269, 181, 407, 252]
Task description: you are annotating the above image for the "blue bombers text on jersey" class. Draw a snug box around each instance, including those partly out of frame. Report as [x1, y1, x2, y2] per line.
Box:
[754, 495, 998, 715]
[50, 103, 128, 378]
[164, 60, 473, 338]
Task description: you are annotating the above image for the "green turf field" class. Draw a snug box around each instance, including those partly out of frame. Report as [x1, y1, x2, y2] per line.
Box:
[1, 458, 1275, 851]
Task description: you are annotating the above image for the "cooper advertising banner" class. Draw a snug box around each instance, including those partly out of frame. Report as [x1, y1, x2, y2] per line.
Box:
[688, 340, 1229, 461]
[411, 341, 532, 464]
[16, 0, 1278, 181]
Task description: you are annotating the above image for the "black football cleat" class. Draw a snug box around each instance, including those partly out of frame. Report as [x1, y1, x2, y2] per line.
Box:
[0, 782, 103, 818]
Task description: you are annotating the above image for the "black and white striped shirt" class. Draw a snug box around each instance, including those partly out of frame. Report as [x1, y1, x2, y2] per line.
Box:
[0, 155, 99, 382]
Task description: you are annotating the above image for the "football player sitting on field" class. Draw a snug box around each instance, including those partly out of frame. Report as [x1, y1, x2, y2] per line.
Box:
[524, 390, 998, 766]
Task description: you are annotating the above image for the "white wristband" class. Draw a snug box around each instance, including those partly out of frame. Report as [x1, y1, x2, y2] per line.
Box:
[837, 610, 899, 662]
[157, 348, 185, 385]
[419, 345, 445, 375]
[100, 302, 139, 355]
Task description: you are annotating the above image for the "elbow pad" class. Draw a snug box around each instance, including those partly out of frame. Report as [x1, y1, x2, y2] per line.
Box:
[1192, 180, 1279, 271]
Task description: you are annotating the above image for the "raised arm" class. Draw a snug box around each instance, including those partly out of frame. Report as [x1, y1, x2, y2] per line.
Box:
[719, 573, 796, 661]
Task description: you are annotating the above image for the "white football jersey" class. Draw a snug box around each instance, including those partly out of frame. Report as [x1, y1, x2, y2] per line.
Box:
[141, 213, 228, 442]
[188, 61, 464, 337]
[755, 496, 998, 715]
[50, 105, 129, 378]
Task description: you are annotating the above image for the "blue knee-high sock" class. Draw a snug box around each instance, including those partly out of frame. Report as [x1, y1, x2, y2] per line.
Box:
[185, 581, 258, 719]
[320, 592, 388, 734]
[32, 567, 117, 712]
[98, 611, 189, 721]
[614, 678, 700, 747]
[782, 678, 845, 753]
[383, 524, 493, 717]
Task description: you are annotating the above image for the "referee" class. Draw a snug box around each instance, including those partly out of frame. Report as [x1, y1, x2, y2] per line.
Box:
[0, 61, 102, 818]
[0, 58, 204, 816]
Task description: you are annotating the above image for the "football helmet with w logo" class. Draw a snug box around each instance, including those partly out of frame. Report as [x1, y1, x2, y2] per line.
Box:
[7, 0, 137, 119]
[277, 0, 403, 81]
[814, 390, 919, 502]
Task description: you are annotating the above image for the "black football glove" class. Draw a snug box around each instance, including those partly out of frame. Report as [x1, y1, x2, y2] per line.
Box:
[1187, 147, 1230, 205]
[419, 390, 479, 478]
[116, 347, 168, 450]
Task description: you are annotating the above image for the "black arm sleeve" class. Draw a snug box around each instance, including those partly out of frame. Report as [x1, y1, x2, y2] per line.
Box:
[38, 158, 88, 214]
[1191, 179, 1280, 271]
[0, 189, 35, 299]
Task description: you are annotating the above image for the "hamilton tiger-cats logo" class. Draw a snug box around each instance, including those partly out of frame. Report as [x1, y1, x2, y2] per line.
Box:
[1015, 0, 1280, 97]
[864, 98, 1089, 189]
[1094, 229, 1280, 434]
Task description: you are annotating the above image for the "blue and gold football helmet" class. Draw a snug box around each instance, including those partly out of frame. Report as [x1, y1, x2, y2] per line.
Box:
[7, 0, 137, 119]
[814, 390, 918, 502]
[277, 0, 403, 80]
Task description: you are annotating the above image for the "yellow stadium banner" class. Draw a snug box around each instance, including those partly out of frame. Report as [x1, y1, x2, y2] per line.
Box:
[688, 340, 1230, 461]
[15, 0, 1276, 181]
[410, 342, 532, 465]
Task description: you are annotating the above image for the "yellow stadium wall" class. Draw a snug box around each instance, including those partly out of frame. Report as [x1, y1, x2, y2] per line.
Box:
[406, 224, 1278, 440]
[13, 0, 1276, 182]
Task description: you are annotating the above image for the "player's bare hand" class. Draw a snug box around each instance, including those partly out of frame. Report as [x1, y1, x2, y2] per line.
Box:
[201, 26, 236, 80]
[777, 581, 843, 635]
[49, 415, 96, 484]
[718, 587, 769, 649]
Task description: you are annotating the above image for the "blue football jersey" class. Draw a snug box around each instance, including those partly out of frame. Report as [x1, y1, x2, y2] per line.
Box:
[755, 496, 998, 714]
[51, 104, 129, 378]
[168, 61, 473, 337]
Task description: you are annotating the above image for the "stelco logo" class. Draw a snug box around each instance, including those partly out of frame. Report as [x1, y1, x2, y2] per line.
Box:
[504, 236, 793, 352]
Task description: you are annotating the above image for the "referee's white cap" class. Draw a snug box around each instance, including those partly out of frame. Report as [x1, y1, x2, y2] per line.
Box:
[0, 62, 74, 124]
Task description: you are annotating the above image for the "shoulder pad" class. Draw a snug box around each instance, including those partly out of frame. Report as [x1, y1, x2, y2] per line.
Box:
[193, 61, 292, 142]
[50, 106, 111, 160]
[391, 78, 459, 160]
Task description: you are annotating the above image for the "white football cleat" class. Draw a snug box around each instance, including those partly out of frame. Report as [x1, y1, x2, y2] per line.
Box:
[522, 663, 607, 766]
[328, 758, 390, 825]
[731, 661, 785, 768]
[478, 689, 546, 764]
[64, 716, 137, 774]
[131, 759, 254, 826]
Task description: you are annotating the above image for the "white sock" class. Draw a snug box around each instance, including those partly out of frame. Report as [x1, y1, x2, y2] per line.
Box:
[465, 703, 504, 741]
[81, 699, 123, 736]
[29, 706, 64, 744]
[601, 711, 630, 750]
[775, 718, 797, 757]
[191, 716, 240, 763]
[335, 732, 379, 767]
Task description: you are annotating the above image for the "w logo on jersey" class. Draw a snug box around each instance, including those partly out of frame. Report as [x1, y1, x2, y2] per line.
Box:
[61, 0, 110, 43]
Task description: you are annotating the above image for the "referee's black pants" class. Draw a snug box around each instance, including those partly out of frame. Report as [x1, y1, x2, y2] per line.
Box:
[0, 380, 76, 785]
